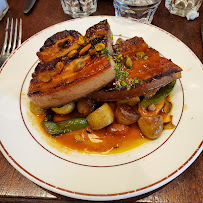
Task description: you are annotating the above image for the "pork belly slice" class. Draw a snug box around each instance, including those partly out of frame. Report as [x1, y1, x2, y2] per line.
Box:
[89, 36, 182, 101]
[28, 55, 115, 109]
[89, 72, 181, 101]
[37, 30, 82, 62]
[28, 20, 115, 109]
[85, 19, 113, 55]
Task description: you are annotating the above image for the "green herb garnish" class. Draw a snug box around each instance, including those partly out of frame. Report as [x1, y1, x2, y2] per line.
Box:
[114, 63, 119, 71]
[121, 80, 127, 87]
[115, 87, 121, 90]
[116, 70, 129, 81]
[107, 56, 113, 61]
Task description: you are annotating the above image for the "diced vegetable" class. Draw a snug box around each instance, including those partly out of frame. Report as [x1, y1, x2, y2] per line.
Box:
[138, 98, 165, 117]
[164, 121, 176, 130]
[87, 103, 114, 130]
[163, 101, 172, 114]
[148, 104, 156, 111]
[138, 115, 163, 139]
[140, 80, 176, 109]
[107, 123, 130, 136]
[30, 101, 46, 115]
[115, 104, 140, 125]
[42, 117, 88, 135]
[77, 98, 95, 116]
[74, 134, 84, 141]
[163, 113, 176, 129]
[51, 102, 75, 115]
[163, 114, 173, 123]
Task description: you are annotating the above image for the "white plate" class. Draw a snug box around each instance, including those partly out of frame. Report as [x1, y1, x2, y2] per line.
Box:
[0, 16, 202, 201]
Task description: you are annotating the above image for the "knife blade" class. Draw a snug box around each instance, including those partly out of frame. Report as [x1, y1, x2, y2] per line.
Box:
[201, 23, 203, 44]
[23, 0, 37, 14]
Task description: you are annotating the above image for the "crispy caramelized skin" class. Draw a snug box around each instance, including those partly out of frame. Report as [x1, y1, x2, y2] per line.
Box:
[37, 30, 82, 62]
[89, 36, 182, 101]
[85, 19, 113, 55]
[28, 20, 115, 109]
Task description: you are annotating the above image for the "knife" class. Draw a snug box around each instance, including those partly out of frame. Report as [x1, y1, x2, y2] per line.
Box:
[23, 0, 37, 14]
[201, 23, 203, 44]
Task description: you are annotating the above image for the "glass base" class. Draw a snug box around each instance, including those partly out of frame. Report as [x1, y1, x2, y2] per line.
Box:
[64, 7, 97, 18]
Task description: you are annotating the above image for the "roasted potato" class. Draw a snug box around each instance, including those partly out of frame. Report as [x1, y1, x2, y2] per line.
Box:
[87, 103, 114, 130]
[115, 104, 140, 125]
[138, 115, 163, 139]
[51, 102, 75, 115]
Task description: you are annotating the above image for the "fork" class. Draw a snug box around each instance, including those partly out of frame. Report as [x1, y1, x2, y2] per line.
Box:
[0, 18, 22, 67]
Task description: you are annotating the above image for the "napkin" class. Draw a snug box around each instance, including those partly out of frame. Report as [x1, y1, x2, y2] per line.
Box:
[186, 10, 199, 20]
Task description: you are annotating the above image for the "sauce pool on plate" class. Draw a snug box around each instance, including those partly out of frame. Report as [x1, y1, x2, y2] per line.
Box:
[35, 110, 149, 155]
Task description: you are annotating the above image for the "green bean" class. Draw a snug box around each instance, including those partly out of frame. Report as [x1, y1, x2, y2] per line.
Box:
[140, 80, 176, 109]
[43, 118, 88, 135]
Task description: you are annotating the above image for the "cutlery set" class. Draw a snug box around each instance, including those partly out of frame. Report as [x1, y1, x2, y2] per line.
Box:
[0, 0, 37, 67]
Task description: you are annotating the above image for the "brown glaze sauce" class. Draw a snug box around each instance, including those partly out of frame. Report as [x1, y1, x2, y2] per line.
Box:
[35, 107, 148, 155]
[34, 96, 172, 155]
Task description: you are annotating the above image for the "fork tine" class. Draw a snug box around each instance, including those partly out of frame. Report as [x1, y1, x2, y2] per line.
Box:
[1, 18, 9, 56]
[6, 18, 13, 54]
[17, 18, 22, 48]
[11, 18, 18, 52]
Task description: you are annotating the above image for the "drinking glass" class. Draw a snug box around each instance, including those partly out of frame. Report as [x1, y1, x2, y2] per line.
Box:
[165, 0, 202, 17]
[113, 0, 162, 24]
[60, 0, 97, 18]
